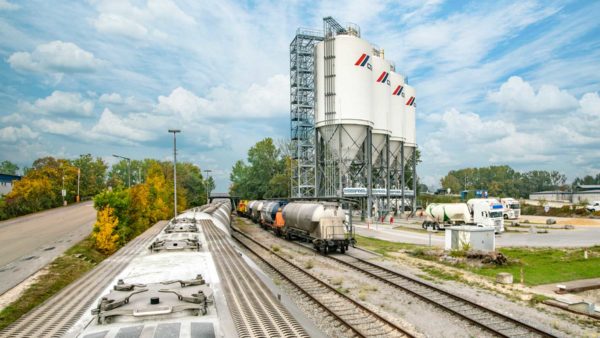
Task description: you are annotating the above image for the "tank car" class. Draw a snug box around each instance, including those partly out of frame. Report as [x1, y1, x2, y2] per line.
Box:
[259, 200, 288, 235]
[77, 200, 233, 337]
[282, 202, 351, 254]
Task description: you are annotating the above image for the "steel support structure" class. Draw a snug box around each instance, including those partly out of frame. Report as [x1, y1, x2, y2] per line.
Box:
[290, 28, 323, 198]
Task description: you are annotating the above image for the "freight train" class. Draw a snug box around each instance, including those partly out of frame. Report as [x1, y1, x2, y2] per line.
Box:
[238, 199, 353, 254]
[77, 200, 233, 337]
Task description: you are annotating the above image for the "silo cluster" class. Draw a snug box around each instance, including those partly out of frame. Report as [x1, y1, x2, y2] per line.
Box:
[312, 19, 417, 218]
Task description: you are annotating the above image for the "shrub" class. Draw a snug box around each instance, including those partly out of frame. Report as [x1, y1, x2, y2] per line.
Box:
[92, 206, 119, 254]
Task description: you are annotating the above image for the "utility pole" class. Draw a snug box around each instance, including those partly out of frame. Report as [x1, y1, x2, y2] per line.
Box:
[169, 129, 181, 217]
[77, 168, 80, 202]
[112, 154, 131, 188]
[204, 169, 212, 204]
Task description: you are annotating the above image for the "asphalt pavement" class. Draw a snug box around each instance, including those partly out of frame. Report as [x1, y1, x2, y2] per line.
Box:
[352, 218, 600, 248]
[0, 201, 96, 295]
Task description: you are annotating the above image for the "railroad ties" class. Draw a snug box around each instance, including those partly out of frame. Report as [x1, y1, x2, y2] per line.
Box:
[231, 228, 413, 338]
[201, 220, 309, 338]
[0, 221, 165, 338]
[328, 254, 558, 338]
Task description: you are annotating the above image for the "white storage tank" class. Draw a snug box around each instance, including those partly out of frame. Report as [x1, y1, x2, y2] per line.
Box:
[388, 71, 405, 162]
[315, 34, 373, 162]
[403, 84, 417, 159]
[370, 53, 392, 164]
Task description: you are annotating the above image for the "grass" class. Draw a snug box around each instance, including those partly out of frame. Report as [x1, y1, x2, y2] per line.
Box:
[0, 236, 108, 331]
[356, 234, 600, 286]
[355, 234, 419, 256]
[467, 246, 600, 286]
[421, 266, 463, 281]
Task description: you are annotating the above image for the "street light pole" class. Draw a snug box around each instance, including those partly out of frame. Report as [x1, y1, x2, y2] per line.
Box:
[204, 169, 212, 204]
[112, 154, 131, 188]
[169, 129, 181, 218]
[77, 167, 80, 202]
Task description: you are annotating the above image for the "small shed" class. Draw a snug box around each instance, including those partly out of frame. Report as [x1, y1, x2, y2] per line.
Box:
[445, 226, 495, 252]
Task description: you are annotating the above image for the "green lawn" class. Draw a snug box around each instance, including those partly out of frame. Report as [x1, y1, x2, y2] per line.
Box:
[469, 246, 600, 286]
[355, 234, 600, 286]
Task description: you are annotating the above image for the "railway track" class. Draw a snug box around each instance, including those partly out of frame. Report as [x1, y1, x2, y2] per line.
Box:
[0, 221, 166, 338]
[201, 220, 309, 338]
[325, 252, 558, 338]
[231, 227, 413, 338]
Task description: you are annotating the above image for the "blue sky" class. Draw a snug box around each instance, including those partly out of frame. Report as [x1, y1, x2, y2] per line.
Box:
[1, 0, 599, 191]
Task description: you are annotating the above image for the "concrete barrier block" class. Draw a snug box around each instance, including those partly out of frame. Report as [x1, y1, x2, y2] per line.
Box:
[496, 272, 513, 284]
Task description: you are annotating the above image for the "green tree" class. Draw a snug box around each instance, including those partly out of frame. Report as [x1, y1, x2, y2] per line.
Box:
[0, 160, 19, 175]
[71, 154, 108, 197]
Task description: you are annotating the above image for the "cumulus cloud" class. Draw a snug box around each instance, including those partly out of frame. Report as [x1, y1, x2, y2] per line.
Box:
[580, 92, 600, 117]
[20, 91, 95, 117]
[0, 0, 18, 10]
[0, 125, 38, 143]
[90, 108, 155, 142]
[91, 0, 195, 40]
[156, 74, 288, 119]
[488, 76, 579, 114]
[33, 119, 83, 137]
[7, 41, 105, 74]
[98, 92, 123, 104]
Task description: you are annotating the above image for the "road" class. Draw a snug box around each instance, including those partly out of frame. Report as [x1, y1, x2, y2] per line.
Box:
[352, 218, 600, 248]
[0, 201, 96, 295]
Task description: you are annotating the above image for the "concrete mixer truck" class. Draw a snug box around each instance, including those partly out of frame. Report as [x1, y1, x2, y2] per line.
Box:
[423, 199, 504, 233]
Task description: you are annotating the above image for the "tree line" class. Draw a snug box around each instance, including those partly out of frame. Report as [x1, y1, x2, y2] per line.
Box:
[0, 156, 211, 221]
[439, 165, 577, 198]
[228, 138, 423, 199]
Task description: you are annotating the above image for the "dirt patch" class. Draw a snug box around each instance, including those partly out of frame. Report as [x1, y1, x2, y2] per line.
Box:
[520, 215, 600, 227]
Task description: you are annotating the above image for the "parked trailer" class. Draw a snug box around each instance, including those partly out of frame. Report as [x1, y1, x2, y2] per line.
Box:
[282, 202, 350, 254]
[499, 198, 520, 219]
[423, 201, 504, 233]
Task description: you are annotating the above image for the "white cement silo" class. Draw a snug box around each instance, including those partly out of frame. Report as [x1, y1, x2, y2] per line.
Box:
[370, 54, 392, 165]
[388, 71, 405, 164]
[315, 33, 373, 187]
[403, 84, 417, 160]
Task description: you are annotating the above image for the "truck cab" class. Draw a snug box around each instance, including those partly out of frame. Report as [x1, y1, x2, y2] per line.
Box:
[468, 199, 505, 233]
[500, 198, 520, 219]
[586, 201, 600, 212]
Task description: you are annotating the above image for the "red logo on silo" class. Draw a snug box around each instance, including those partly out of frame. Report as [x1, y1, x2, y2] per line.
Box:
[392, 85, 404, 96]
[406, 96, 416, 106]
[354, 54, 370, 67]
[376, 71, 389, 84]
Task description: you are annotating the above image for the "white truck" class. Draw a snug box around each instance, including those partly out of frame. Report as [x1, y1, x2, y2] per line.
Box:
[586, 201, 600, 212]
[499, 197, 521, 219]
[422, 199, 504, 233]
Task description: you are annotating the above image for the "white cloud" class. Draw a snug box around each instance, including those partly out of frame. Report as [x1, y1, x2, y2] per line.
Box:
[90, 108, 155, 142]
[91, 0, 195, 40]
[98, 92, 123, 104]
[489, 76, 579, 114]
[156, 74, 288, 119]
[33, 119, 83, 136]
[0, 0, 18, 10]
[93, 13, 149, 39]
[20, 91, 95, 117]
[0, 125, 38, 143]
[7, 41, 105, 74]
[580, 92, 600, 117]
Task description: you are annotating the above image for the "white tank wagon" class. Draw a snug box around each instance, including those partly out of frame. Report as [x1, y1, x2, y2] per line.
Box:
[315, 34, 373, 167]
[250, 200, 265, 223]
[370, 53, 392, 165]
[245, 200, 257, 218]
[282, 202, 351, 254]
[260, 201, 282, 227]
